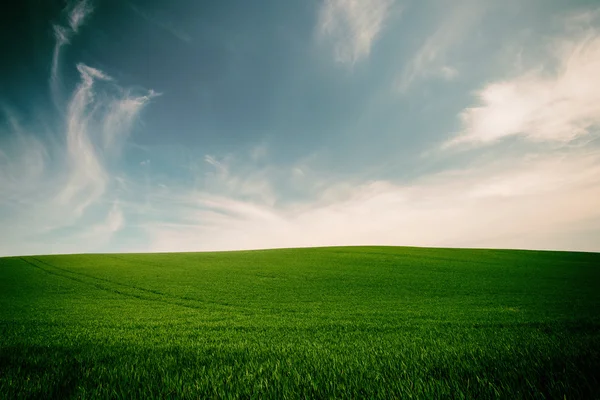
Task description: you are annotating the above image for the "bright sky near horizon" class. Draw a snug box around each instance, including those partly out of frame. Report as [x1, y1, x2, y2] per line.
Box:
[1, 0, 600, 256]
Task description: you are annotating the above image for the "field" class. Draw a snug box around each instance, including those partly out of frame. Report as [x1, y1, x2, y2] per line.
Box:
[1, 246, 599, 399]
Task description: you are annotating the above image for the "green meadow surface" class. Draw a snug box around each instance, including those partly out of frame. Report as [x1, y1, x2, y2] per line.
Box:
[1, 246, 599, 399]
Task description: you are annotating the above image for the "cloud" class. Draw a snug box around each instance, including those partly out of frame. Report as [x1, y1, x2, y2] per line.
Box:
[102, 89, 159, 150]
[4, 1, 600, 258]
[439, 66, 458, 80]
[140, 147, 600, 254]
[68, 0, 94, 33]
[317, 0, 395, 65]
[50, 25, 71, 107]
[250, 144, 268, 162]
[55, 64, 112, 216]
[204, 154, 277, 205]
[0, 110, 50, 203]
[50, 25, 70, 78]
[451, 11, 600, 145]
[50, 0, 95, 107]
[49, 63, 157, 220]
[0, 51, 156, 255]
[0, 65, 155, 253]
[61, 202, 125, 253]
[397, 1, 482, 92]
[55, 63, 156, 218]
[129, 3, 192, 43]
[92, 202, 124, 235]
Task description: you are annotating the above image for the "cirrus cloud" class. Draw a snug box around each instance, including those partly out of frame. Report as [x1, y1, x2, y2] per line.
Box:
[317, 0, 396, 65]
[0, 0, 158, 256]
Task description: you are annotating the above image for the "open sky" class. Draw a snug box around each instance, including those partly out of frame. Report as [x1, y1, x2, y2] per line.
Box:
[1, 0, 600, 256]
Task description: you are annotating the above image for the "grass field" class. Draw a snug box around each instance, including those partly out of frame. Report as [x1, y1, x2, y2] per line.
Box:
[1, 246, 599, 399]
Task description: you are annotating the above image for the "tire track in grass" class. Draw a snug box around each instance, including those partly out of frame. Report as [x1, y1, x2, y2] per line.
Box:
[99, 254, 247, 308]
[19, 257, 231, 312]
[31, 256, 242, 311]
[32, 257, 192, 301]
[20, 256, 152, 301]
[92, 254, 219, 300]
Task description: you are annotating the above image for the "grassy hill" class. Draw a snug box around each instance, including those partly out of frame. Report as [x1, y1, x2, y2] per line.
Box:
[1, 246, 599, 398]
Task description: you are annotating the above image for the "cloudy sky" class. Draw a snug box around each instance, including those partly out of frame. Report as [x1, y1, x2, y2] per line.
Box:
[1, 0, 600, 256]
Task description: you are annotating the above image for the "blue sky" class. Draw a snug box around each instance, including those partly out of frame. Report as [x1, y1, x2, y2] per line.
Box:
[1, 0, 600, 256]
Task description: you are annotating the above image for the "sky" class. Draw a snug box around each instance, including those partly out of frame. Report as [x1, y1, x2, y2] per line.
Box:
[1, 0, 600, 256]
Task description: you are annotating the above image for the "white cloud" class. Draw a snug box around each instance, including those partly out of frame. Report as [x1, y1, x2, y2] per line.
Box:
[51, 63, 157, 219]
[68, 0, 94, 33]
[439, 66, 458, 80]
[142, 148, 600, 254]
[102, 89, 159, 150]
[66, 202, 125, 252]
[397, 1, 482, 92]
[0, 112, 50, 203]
[50, 25, 70, 81]
[55, 64, 111, 216]
[50, 25, 71, 107]
[0, 66, 156, 256]
[0, 0, 158, 256]
[204, 154, 277, 205]
[97, 202, 124, 234]
[292, 167, 305, 178]
[317, 0, 395, 65]
[250, 144, 268, 162]
[129, 4, 192, 43]
[451, 12, 600, 144]
[50, 0, 94, 107]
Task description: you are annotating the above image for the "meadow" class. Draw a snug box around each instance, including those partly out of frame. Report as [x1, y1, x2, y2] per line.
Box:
[1, 246, 599, 399]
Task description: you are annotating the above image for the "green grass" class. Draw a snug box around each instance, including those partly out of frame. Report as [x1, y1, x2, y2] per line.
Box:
[1, 246, 599, 399]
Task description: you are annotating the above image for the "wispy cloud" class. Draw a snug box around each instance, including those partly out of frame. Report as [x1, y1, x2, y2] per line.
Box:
[50, 25, 71, 107]
[102, 89, 159, 151]
[0, 1, 157, 256]
[0, 110, 50, 204]
[129, 3, 192, 43]
[50, 0, 95, 107]
[68, 0, 94, 33]
[450, 13, 600, 145]
[55, 63, 157, 219]
[204, 154, 277, 206]
[55, 64, 110, 217]
[138, 146, 600, 254]
[317, 0, 396, 65]
[88, 202, 124, 238]
[3, 1, 600, 257]
[397, 1, 482, 92]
